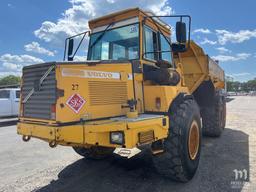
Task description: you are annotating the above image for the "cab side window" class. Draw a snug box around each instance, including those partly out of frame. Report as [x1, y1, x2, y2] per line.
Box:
[159, 34, 172, 63]
[144, 26, 158, 60]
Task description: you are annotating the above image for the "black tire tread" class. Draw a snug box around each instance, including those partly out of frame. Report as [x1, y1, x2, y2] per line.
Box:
[153, 98, 201, 182]
[202, 93, 226, 137]
[73, 146, 113, 160]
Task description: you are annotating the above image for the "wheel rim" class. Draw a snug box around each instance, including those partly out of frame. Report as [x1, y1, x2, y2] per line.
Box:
[188, 120, 200, 160]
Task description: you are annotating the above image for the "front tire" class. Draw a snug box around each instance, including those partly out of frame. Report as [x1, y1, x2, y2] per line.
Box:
[152, 98, 202, 182]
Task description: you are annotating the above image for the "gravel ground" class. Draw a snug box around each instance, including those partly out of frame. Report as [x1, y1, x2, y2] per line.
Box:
[0, 96, 255, 192]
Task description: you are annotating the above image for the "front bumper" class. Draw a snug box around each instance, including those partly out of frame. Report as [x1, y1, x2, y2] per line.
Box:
[17, 114, 169, 149]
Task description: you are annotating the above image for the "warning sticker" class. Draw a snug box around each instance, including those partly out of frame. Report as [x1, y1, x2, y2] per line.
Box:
[66, 94, 86, 113]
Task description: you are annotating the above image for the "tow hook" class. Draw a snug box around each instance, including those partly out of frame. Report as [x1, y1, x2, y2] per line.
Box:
[22, 135, 31, 142]
[49, 140, 57, 148]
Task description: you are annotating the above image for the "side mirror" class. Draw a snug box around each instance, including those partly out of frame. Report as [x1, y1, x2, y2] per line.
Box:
[67, 38, 74, 61]
[176, 21, 187, 44]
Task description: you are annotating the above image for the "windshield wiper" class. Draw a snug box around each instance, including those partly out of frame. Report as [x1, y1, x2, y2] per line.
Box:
[89, 22, 115, 50]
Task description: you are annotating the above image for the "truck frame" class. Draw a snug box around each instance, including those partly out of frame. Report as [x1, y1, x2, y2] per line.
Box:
[17, 8, 226, 182]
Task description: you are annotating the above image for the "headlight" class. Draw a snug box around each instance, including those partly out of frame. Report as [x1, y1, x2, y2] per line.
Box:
[110, 132, 124, 145]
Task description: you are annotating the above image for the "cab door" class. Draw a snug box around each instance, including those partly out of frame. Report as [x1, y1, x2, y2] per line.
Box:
[142, 25, 173, 112]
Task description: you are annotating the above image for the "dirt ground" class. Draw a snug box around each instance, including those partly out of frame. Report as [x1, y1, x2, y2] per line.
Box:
[0, 96, 255, 192]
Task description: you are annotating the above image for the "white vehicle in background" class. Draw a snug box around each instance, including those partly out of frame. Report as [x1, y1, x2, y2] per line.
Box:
[227, 92, 237, 96]
[0, 88, 20, 117]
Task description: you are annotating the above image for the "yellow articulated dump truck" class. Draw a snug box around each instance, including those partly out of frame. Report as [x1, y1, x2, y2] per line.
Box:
[17, 8, 226, 182]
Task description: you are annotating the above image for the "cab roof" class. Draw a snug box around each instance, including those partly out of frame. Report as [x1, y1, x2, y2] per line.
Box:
[88, 8, 171, 35]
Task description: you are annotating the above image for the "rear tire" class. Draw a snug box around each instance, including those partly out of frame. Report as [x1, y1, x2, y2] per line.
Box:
[202, 92, 226, 137]
[152, 98, 202, 182]
[73, 146, 113, 160]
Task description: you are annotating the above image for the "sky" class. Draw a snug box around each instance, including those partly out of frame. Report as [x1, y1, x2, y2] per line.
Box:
[0, 0, 255, 82]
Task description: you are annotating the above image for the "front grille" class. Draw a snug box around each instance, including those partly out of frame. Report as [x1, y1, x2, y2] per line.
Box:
[88, 81, 128, 105]
[22, 62, 56, 119]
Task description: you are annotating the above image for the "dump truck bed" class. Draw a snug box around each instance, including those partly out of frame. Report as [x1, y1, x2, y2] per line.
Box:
[208, 56, 225, 82]
[174, 41, 225, 93]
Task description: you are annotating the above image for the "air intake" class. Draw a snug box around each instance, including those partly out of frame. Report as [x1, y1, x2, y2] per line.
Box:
[88, 81, 128, 106]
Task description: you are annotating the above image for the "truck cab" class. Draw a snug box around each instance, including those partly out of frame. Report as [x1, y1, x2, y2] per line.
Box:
[17, 8, 226, 182]
[0, 88, 20, 117]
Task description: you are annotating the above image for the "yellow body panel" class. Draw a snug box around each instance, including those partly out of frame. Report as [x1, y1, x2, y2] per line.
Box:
[18, 115, 169, 148]
[55, 63, 134, 123]
[144, 86, 189, 112]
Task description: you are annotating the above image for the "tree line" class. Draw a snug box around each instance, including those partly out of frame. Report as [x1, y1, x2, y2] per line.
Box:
[227, 78, 256, 92]
[0, 75, 21, 86]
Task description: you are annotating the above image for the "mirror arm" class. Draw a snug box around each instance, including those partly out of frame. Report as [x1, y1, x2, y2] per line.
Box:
[63, 30, 90, 61]
[71, 32, 87, 60]
[188, 16, 191, 48]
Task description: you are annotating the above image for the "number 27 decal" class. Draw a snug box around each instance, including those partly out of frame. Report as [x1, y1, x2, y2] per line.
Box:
[72, 84, 79, 90]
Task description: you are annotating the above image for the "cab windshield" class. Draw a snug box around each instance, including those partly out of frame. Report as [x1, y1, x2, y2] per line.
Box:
[88, 24, 139, 61]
